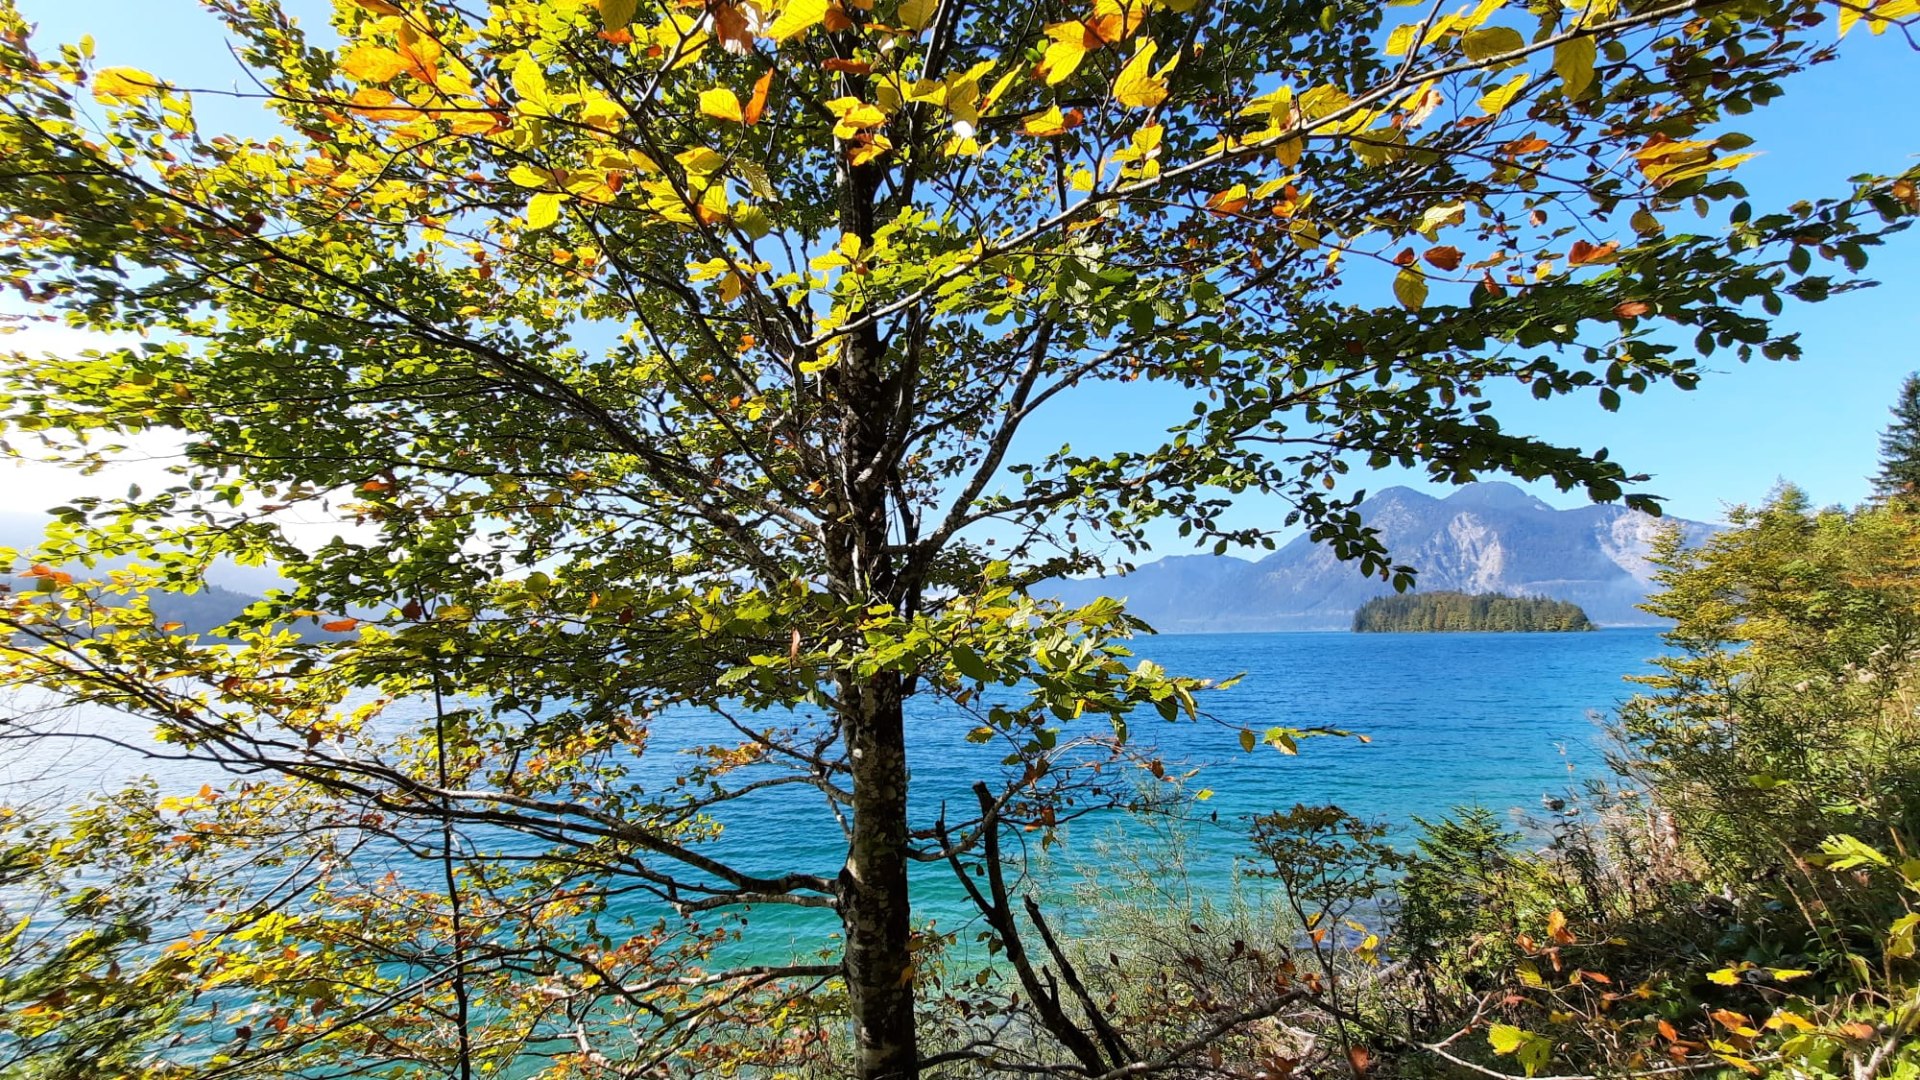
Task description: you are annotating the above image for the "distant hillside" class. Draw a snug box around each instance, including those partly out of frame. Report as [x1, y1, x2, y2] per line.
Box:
[1048, 482, 1717, 631]
[1352, 591, 1594, 633]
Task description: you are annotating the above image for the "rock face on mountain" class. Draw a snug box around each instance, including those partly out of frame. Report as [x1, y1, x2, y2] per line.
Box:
[1048, 482, 1717, 632]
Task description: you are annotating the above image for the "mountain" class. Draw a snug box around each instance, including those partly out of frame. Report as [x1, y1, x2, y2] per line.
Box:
[1048, 482, 1717, 631]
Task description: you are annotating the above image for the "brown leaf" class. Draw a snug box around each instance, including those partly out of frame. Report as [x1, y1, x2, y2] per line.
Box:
[1392, 246, 1417, 267]
[1614, 300, 1651, 318]
[709, 1, 753, 51]
[1347, 1045, 1371, 1078]
[822, 58, 872, 74]
[1424, 246, 1463, 271]
[1568, 239, 1619, 266]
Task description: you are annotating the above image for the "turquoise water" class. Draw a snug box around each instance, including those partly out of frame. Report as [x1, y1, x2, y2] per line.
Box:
[1, 628, 1668, 963]
[612, 628, 1667, 957]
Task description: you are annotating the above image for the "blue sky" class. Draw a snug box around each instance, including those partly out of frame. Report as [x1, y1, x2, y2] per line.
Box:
[12, 1, 1920, 542]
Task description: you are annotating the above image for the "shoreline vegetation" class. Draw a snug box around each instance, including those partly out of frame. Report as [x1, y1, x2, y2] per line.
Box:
[1351, 591, 1596, 633]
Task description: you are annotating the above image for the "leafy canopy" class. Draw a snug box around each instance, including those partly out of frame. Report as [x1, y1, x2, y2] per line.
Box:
[0, 0, 1916, 1075]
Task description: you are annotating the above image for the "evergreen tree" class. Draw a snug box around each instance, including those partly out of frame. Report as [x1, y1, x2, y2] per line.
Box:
[1875, 373, 1920, 499]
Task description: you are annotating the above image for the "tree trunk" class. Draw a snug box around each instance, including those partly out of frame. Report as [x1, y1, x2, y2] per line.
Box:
[841, 671, 919, 1078]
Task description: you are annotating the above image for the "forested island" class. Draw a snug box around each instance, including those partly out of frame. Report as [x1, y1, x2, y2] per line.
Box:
[1352, 591, 1595, 632]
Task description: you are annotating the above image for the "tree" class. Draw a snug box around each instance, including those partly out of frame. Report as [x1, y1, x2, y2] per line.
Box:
[1876, 372, 1920, 500]
[0, 0, 1914, 1076]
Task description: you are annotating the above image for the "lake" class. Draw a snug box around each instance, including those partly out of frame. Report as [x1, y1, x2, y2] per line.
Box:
[1, 627, 1669, 961]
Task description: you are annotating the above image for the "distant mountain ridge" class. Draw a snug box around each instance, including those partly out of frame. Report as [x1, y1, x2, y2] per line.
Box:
[1048, 482, 1717, 631]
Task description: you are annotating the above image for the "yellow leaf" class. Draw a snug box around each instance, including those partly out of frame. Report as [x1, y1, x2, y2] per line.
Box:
[898, 0, 939, 31]
[1554, 37, 1595, 98]
[508, 164, 551, 188]
[92, 66, 161, 104]
[1393, 266, 1428, 310]
[701, 87, 746, 122]
[512, 54, 550, 108]
[1385, 23, 1418, 56]
[718, 271, 746, 303]
[1113, 39, 1170, 108]
[1022, 105, 1068, 136]
[1461, 26, 1523, 61]
[599, 0, 639, 26]
[1041, 22, 1094, 85]
[1477, 71, 1529, 115]
[848, 134, 891, 165]
[527, 192, 563, 230]
[766, 0, 830, 42]
[678, 146, 728, 177]
[338, 45, 408, 83]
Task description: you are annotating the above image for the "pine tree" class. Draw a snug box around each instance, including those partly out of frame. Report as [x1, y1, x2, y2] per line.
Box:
[1875, 374, 1920, 499]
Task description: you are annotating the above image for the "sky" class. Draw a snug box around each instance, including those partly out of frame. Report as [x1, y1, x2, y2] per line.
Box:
[4, 1, 1919, 555]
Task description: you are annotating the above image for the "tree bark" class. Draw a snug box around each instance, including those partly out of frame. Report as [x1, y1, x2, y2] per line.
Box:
[841, 670, 919, 1078]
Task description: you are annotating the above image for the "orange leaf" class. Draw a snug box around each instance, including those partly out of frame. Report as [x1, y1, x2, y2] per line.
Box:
[1614, 300, 1650, 318]
[744, 68, 774, 124]
[321, 617, 360, 632]
[1568, 239, 1619, 266]
[1657, 1020, 1679, 1042]
[822, 58, 872, 74]
[1546, 909, 1575, 945]
[1347, 1046, 1371, 1078]
[1423, 246, 1463, 271]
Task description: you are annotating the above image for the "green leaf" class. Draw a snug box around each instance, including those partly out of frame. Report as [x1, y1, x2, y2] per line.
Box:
[951, 646, 991, 682]
[1393, 267, 1428, 310]
[598, 0, 639, 27]
[1239, 728, 1257, 753]
[1461, 27, 1523, 61]
[1554, 37, 1596, 98]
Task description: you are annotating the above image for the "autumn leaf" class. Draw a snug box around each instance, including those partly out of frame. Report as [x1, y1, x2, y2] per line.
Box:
[1461, 26, 1524, 60]
[744, 69, 774, 124]
[1614, 300, 1650, 318]
[599, 0, 639, 26]
[766, 0, 830, 42]
[1568, 239, 1619, 266]
[1546, 908, 1575, 944]
[1555, 37, 1596, 98]
[93, 66, 161, 103]
[1424, 246, 1463, 271]
[1113, 40, 1171, 108]
[1022, 106, 1071, 137]
[1478, 71, 1529, 115]
[527, 192, 564, 230]
[338, 45, 408, 83]
[898, 0, 939, 31]
[1393, 266, 1428, 310]
[321, 617, 360, 632]
[1205, 184, 1249, 215]
[701, 87, 746, 123]
[710, 1, 755, 51]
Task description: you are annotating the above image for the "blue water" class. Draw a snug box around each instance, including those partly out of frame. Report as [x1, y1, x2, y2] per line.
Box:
[606, 628, 1666, 959]
[0, 629, 1667, 966]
